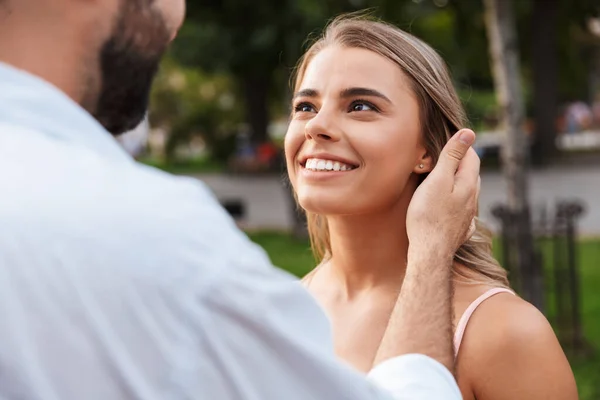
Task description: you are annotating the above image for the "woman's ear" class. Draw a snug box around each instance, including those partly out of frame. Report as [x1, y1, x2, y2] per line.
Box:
[413, 151, 433, 174]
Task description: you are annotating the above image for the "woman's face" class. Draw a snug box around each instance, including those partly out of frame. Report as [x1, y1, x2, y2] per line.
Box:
[285, 45, 430, 216]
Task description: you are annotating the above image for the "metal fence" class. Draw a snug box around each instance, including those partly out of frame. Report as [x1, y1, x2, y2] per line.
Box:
[492, 199, 590, 355]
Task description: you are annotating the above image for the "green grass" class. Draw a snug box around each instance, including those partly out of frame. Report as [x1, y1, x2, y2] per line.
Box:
[248, 231, 315, 278]
[248, 230, 600, 399]
[139, 155, 225, 174]
[554, 239, 600, 399]
[542, 240, 600, 349]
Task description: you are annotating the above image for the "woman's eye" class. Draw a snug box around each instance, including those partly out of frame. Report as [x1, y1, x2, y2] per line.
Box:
[350, 101, 377, 112]
[294, 103, 316, 113]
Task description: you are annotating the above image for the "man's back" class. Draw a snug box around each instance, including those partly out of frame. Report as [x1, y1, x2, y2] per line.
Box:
[0, 122, 251, 398]
[0, 63, 320, 398]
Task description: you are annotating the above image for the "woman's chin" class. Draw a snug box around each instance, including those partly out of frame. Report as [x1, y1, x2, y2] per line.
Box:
[299, 196, 362, 216]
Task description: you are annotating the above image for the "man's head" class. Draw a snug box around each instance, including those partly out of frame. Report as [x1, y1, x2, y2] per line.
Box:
[93, 0, 185, 135]
[0, 0, 185, 135]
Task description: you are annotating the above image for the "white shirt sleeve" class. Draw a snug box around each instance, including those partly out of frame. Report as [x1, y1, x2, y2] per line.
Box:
[194, 245, 462, 400]
[368, 355, 463, 399]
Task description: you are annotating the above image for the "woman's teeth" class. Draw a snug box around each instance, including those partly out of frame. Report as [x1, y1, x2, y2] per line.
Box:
[304, 158, 356, 171]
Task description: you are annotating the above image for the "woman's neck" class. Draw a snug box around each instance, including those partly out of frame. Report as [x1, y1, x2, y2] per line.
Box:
[325, 193, 413, 299]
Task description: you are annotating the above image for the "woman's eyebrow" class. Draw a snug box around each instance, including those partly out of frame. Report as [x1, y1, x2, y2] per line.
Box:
[340, 87, 392, 104]
[293, 88, 319, 99]
[293, 87, 392, 104]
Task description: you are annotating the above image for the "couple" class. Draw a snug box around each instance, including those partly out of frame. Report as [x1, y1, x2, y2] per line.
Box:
[0, 1, 576, 399]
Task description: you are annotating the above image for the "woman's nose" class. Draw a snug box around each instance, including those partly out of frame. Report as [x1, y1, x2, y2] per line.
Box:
[304, 111, 342, 142]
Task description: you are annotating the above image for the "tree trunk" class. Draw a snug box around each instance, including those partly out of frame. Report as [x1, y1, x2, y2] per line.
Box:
[484, 0, 544, 311]
[531, 0, 559, 166]
[589, 43, 600, 104]
[241, 74, 270, 146]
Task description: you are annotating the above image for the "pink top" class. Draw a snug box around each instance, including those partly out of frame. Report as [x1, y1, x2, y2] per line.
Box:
[453, 288, 515, 356]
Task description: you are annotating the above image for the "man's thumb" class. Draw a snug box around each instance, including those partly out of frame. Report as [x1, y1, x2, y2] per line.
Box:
[436, 129, 476, 174]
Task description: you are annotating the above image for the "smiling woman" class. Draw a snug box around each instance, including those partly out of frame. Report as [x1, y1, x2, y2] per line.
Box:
[284, 13, 578, 400]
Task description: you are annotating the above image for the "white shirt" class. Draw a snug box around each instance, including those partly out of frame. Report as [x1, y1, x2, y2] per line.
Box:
[0, 62, 462, 400]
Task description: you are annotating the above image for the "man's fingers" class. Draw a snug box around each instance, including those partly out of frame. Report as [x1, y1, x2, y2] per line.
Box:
[466, 218, 477, 240]
[433, 129, 476, 177]
[455, 147, 481, 191]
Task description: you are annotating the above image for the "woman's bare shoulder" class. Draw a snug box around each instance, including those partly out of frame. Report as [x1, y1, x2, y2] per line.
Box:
[458, 290, 578, 399]
[461, 290, 549, 345]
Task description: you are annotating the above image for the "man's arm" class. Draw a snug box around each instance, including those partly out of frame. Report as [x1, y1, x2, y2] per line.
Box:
[194, 250, 462, 400]
[374, 129, 480, 373]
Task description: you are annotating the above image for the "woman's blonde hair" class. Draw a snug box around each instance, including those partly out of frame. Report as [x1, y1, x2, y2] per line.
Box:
[291, 13, 509, 287]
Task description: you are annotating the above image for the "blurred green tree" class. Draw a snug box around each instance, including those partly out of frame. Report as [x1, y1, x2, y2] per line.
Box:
[149, 56, 243, 162]
[170, 0, 321, 146]
[168, 0, 410, 146]
[159, 0, 598, 162]
[526, 0, 599, 164]
[441, 0, 598, 163]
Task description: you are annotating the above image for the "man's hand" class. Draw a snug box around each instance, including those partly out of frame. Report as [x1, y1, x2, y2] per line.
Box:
[407, 129, 480, 259]
[373, 129, 480, 375]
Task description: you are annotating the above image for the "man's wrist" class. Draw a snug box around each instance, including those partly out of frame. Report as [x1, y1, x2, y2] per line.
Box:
[407, 245, 454, 273]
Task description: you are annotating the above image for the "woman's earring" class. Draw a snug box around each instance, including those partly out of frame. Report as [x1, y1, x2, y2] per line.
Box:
[418, 163, 424, 169]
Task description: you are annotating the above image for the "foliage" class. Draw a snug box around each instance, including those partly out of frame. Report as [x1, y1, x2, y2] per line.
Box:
[153, 0, 599, 161]
[168, 0, 334, 145]
[149, 56, 243, 161]
[139, 154, 225, 174]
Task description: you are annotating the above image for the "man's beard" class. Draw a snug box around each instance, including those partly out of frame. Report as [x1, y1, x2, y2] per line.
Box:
[93, 3, 170, 136]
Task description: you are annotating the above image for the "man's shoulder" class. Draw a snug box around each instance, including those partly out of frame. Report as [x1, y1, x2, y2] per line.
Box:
[93, 161, 260, 257]
[122, 162, 225, 218]
[1, 129, 230, 235]
[0, 123, 285, 321]
[95, 164, 281, 300]
[122, 164, 256, 251]
[0, 131, 269, 271]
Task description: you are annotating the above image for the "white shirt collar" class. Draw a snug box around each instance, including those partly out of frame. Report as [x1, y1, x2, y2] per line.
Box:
[0, 61, 132, 163]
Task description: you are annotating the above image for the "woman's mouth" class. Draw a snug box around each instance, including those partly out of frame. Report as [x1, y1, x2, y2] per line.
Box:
[302, 158, 358, 172]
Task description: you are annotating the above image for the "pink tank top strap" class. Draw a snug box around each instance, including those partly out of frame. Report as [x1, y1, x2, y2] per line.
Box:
[453, 287, 515, 356]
